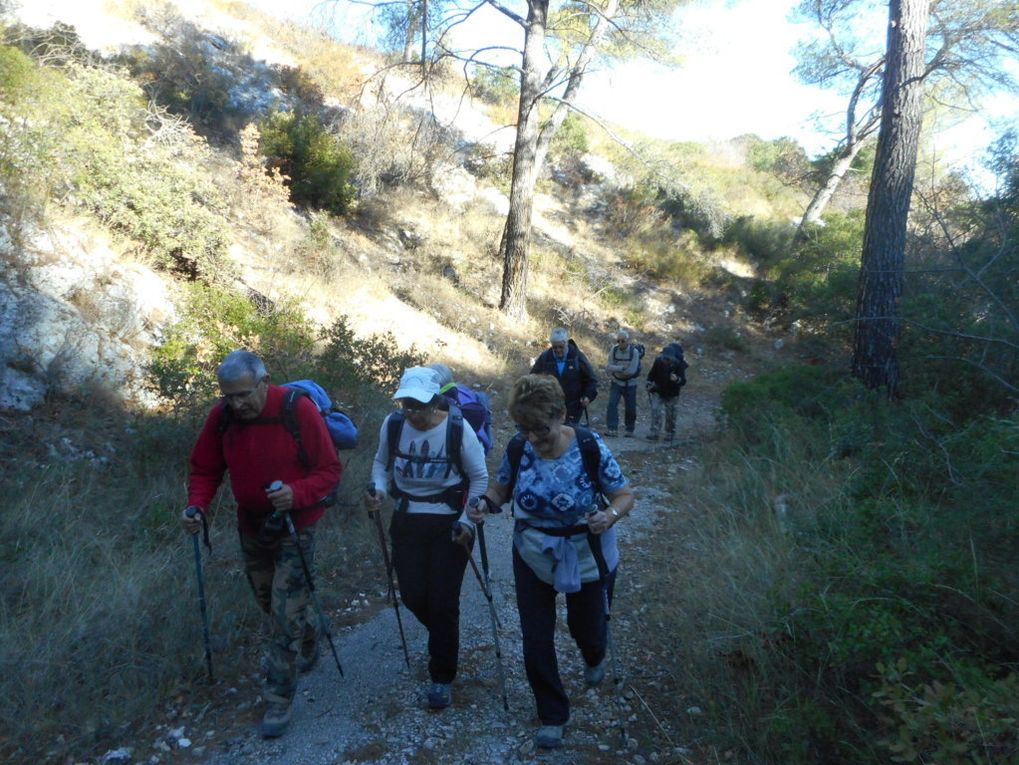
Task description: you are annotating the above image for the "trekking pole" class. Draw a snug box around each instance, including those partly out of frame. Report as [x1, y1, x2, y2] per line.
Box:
[367, 482, 411, 668]
[185, 506, 214, 682]
[467, 499, 509, 711]
[587, 507, 627, 749]
[264, 481, 345, 678]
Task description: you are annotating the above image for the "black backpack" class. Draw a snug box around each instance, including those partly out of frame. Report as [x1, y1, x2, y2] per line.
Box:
[384, 408, 467, 512]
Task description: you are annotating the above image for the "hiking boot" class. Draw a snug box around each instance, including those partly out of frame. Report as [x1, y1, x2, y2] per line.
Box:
[426, 682, 452, 710]
[624, 431, 634, 438]
[260, 702, 292, 738]
[298, 634, 319, 673]
[584, 658, 606, 688]
[605, 430, 618, 438]
[535, 724, 564, 749]
[647, 433, 659, 442]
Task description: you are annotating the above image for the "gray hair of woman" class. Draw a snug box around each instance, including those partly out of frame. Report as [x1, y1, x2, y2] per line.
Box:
[509, 374, 565, 428]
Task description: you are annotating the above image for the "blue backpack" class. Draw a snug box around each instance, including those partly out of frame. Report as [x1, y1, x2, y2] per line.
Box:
[441, 384, 493, 455]
[281, 379, 359, 456]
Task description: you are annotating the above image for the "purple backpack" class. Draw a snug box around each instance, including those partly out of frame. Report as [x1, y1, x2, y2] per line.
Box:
[443, 384, 493, 455]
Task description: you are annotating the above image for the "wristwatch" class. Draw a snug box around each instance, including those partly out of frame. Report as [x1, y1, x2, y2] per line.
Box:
[609, 508, 620, 520]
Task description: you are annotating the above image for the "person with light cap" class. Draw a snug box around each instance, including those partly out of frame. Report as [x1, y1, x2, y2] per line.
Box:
[363, 366, 488, 710]
[530, 327, 598, 425]
[604, 329, 641, 438]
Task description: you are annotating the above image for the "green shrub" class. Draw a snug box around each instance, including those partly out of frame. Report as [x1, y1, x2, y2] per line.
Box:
[471, 64, 518, 104]
[0, 55, 232, 277]
[148, 283, 316, 405]
[549, 111, 589, 160]
[662, 366, 1019, 763]
[259, 110, 356, 214]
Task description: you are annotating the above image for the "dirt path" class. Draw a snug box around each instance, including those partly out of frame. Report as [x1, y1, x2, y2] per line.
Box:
[169, 390, 714, 765]
[109, 386, 717, 765]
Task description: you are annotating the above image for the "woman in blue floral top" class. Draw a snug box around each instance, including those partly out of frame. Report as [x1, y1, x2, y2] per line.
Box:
[470, 374, 635, 750]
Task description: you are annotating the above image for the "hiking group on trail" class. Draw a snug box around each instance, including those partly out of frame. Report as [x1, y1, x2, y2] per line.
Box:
[181, 331, 686, 749]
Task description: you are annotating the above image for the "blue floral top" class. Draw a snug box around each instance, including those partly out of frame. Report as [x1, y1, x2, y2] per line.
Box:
[496, 432, 628, 590]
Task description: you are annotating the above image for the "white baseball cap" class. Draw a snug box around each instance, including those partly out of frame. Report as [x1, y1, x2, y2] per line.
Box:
[393, 366, 441, 403]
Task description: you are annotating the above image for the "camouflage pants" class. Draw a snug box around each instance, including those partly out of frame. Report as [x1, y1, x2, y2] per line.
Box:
[649, 392, 678, 437]
[239, 527, 317, 704]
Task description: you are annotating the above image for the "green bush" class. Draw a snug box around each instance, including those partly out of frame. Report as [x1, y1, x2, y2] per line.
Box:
[549, 111, 589, 160]
[0, 53, 232, 277]
[148, 283, 316, 405]
[471, 64, 518, 104]
[659, 365, 1019, 763]
[259, 110, 356, 214]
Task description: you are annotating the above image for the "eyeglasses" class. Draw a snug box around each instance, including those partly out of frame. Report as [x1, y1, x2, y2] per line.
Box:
[515, 423, 552, 437]
[551, 343, 567, 351]
[221, 378, 265, 402]
[400, 400, 432, 413]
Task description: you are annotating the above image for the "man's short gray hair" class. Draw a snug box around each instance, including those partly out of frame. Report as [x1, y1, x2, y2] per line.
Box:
[218, 350, 267, 382]
[549, 327, 569, 344]
[615, 329, 629, 341]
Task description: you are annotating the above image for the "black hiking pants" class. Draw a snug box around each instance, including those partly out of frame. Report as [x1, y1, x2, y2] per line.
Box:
[512, 546, 616, 725]
[390, 511, 470, 683]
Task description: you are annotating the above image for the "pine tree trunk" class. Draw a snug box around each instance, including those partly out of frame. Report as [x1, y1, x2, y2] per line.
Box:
[852, 0, 930, 395]
[498, 0, 549, 320]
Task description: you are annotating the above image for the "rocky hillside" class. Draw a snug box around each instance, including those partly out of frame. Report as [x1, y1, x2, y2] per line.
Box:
[0, 0, 803, 420]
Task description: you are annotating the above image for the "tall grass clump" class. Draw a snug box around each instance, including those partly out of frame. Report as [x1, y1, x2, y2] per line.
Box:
[639, 364, 1019, 763]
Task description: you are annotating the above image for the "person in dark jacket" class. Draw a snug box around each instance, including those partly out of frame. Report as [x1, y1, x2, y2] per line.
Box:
[530, 327, 598, 425]
[183, 350, 342, 738]
[645, 342, 687, 442]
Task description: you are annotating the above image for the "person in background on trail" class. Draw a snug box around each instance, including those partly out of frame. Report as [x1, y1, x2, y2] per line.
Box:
[645, 342, 687, 443]
[427, 362, 494, 455]
[363, 366, 488, 710]
[182, 350, 342, 739]
[603, 329, 641, 438]
[530, 326, 598, 425]
[468, 374, 635, 750]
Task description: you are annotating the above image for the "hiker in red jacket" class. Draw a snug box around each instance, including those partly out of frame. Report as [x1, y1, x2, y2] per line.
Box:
[181, 350, 341, 738]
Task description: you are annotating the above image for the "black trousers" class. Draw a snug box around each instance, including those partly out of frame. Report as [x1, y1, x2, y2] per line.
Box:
[390, 511, 470, 683]
[512, 545, 616, 725]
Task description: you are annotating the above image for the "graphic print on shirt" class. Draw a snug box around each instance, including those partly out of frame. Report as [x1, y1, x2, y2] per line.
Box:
[396, 437, 452, 480]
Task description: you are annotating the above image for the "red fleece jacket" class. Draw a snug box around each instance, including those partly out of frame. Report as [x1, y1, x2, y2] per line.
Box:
[187, 385, 342, 537]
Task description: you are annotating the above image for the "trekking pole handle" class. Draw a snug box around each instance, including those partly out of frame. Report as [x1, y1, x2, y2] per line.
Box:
[366, 481, 377, 498]
[470, 495, 500, 515]
[185, 506, 203, 519]
[265, 480, 284, 493]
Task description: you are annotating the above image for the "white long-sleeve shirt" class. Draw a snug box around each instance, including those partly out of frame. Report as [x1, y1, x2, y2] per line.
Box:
[371, 410, 489, 528]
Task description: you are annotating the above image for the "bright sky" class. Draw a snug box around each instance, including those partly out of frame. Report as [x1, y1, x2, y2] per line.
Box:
[251, 0, 1017, 177]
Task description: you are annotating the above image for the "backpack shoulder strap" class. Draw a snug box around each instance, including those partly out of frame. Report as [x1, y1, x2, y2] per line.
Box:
[574, 426, 603, 496]
[445, 406, 465, 479]
[385, 411, 406, 472]
[281, 388, 310, 469]
[506, 433, 527, 495]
